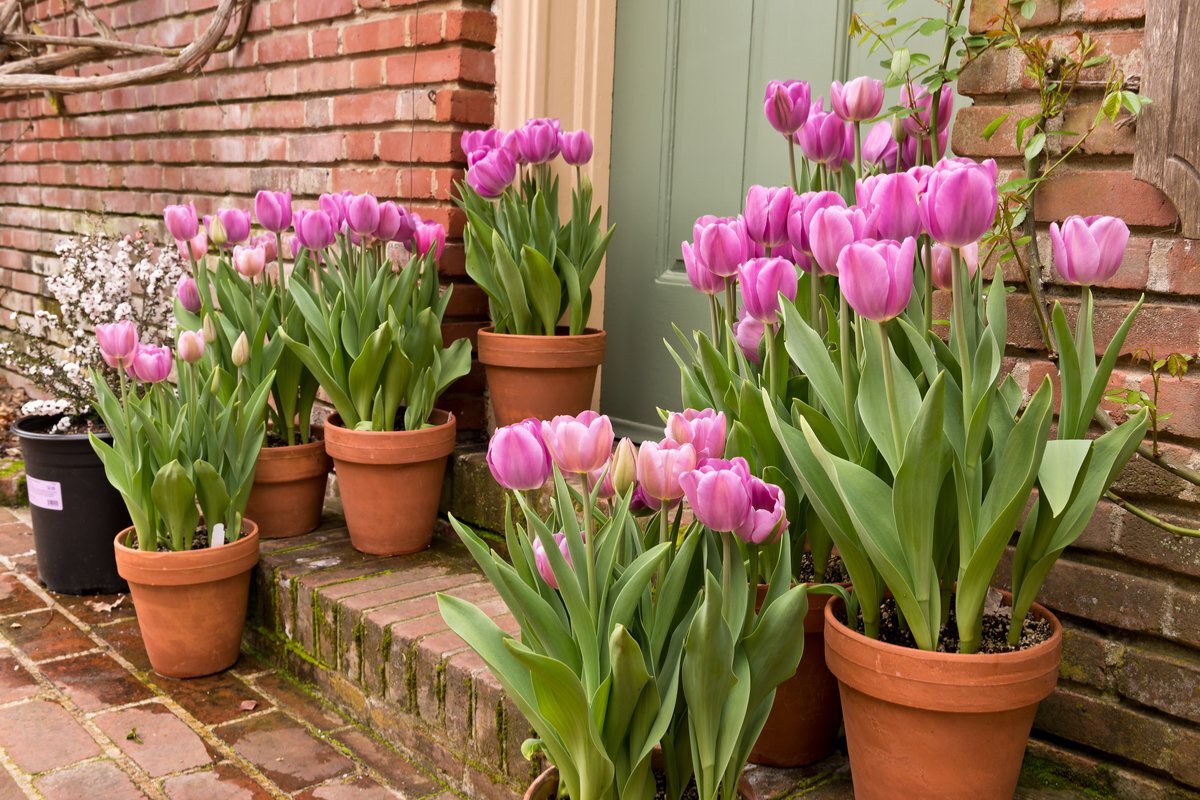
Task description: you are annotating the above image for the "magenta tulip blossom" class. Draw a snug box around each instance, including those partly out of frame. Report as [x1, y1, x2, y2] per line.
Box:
[694, 216, 751, 278]
[346, 194, 381, 236]
[681, 241, 725, 295]
[763, 80, 812, 136]
[487, 419, 552, 491]
[931, 241, 980, 291]
[294, 209, 336, 250]
[533, 532, 572, 590]
[862, 120, 899, 171]
[788, 190, 846, 257]
[163, 204, 198, 242]
[809, 205, 873, 276]
[541, 411, 615, 475]
[374, 202, 403, 241]
[96, 321, 138, 369]
[734, 477, 788, 544]
[918, 158, 999, 248]
[679, 457, 754, 534]
[899, 127, 949, 170]
[733, 310, 765, 364]
[515, 118, 561, 164]
[837, 238, 917, 322]
[798, 103, 848, 166]
[177, 230, 208, 262]
[1049, 215, 1130, 286]
[744, 186, 795, 250]
[901, 84, 954, 137]
[215, 208, 251, 245]
[254, 190, 293, 233]
[636, 440, 698, 502]
[176, 276, 202, 314]
[857, 172, 924, 241]
[461, 128, 504, 156]
[467, 147, 517, 198]
[739, 257, 798, 323]
[831, 76, 885, 122]
[130, 343, 173, 383]
[412, 220, 446, 260]
[665, 408, 726, 461]
[318, 192, 347, 230]
[177, 330, 206, 364]
[233, 244, 266, 279]
[559, 130, 594, 166]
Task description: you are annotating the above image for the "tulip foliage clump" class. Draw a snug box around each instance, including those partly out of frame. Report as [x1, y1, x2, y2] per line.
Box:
[441, 411, 810, 800]
[672, 75, 1149, 653]
[454, 119, 615, 336]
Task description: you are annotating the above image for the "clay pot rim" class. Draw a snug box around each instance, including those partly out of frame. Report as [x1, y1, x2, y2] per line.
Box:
[523, 764, 758, 800]
[477, 326, 606, 367]
[324, 409, 456, 465]
[13, 413, 111, 442]
[113, 521, 260, 587]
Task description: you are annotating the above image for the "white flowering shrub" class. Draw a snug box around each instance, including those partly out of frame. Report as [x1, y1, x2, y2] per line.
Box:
[0, 228, 184, 428]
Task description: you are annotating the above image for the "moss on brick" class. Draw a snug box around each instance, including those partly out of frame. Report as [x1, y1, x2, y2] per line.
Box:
[1020, 754, 1118, 799]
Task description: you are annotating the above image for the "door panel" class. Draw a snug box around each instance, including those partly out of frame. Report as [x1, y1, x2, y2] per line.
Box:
[602, 0, 931, 437]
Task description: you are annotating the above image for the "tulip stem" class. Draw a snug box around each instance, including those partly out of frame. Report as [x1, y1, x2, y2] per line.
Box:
[922, 236, 934, 341]
[853, 122, 863, 180]
[708, 294, 722, 350]
[583, 480, 598, 617]
[724, 280, 738, 369]
[878, 321, 905, 460]
[839, 293, 859, 455]
[721, 533, 734, 625]
[810, 271, 824, 337]
[787, 139, 800, 194]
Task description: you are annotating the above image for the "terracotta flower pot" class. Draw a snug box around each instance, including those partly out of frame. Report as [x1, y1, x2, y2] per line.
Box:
[749, 585, 846, 767]
[523, 757, 758, 800]
[477, 326, 606, 428]
[244, 433, 332, 539]
[113, 521, 260, 679]
[323, 410, 456, 556]
[824, 596, 1063, 800]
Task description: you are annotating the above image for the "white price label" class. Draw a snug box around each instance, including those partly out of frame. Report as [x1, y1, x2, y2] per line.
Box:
[27, 477, 63, 511]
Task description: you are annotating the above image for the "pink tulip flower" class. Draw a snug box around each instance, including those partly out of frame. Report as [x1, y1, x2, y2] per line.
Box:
[787, 191, 846, 257]
[559, 130, 594, 166]
[319, 193, 347, 230]
[862, 120, 899, 171]
[412, 220, 446, 260]
[1049, 215, 1130, 286]
[763, 80, 811, 136]
[177, 230, 208, 261]
[515, 118, 561, 164]
[682, 241, 726, 295]
[733, 310, 765, 364]
[233, 244, 267, 279]
[176, 276, 202, 314]
[487, 419, 552, 492]
[744, 185, 796, 250]
[541, 411, 614, 475]
[837, 238, 917, 322]
[931, 241, 980, 291]
[694, 216, 752, 278]
[294, 209, 336, 250]
[636, 439, 698, 502]
[679, 457, 754, 534]
[130, 343, 173, 383]
[177, 330, 206, 364]
[918, 158, 999, 248]
[857, 172, 924, 241]
[740, 257, 798, 323]
[734, 477, 788, 544]
[533, 532, 572, 590]
[216, 208, 251, 245]
[798, 102, 848, 166]
[665, 408, 727, 461]
[163, 204, 198, 242]
[254, 190, 293, 233]
[346, 194, 381, 236]
[374, 202, 404, 241]
[467, 147, 517, 198]
[461, 128, 504, 155]
[831, 76, 885, 122]
[96, 321, 138, 369]
[809, 205, 874, 276]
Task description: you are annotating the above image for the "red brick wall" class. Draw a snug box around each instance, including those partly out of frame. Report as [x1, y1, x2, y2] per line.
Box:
[0, 0, 495, 429]
[960, 1, 1200, 795]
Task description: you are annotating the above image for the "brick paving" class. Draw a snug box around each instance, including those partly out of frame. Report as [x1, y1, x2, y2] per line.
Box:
[0, 506, 453, 800]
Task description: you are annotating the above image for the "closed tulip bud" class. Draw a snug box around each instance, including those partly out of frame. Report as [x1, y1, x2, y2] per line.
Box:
[694, 216, 751, 277]
[467, 147, 517, 198]
[319, 193, 347, 230]
[733, 310, 765, 365]
[682, 241, 725, 295]
[177, 329, 206, 363]
[1049, 215, 1130, 286]
[515, 118, 562, 164]
[205, 214, 228, 246]
[734, 477, 788, 544]
[831, 76, 885, 122]
[809, 205, 873, 276]
[177, 230, 208, 261]
[202, 314, 218, 343]
[609, 437, 637, 496]
[739, 257, 799, 323]
[252, 232, 278, 263]
[533, 532, 572, 590]
[293, 209, 337, 251]
[254, 190, 293, 233]
[163, 204, 198, 242]
[857, 172, 923, 241]
[665, 408, 726, 461]
[918, 158, 999, 248]
[931, 241, 980, 291]
[217, 208, 251, 244]
[862, 120, 899, 171]
[763, 79, 811, 136]
[373, 202, 402, 241]
[412, 220, 446, 260]
[558, 130, 594, 166]
[130, 343, 173, 383]
[95, 321, 139, 369]
[837, 238, 917, 322]
[541, 411, 614, 475]
[462, 128, 504, 156]
[346, 193, 381, 236]
[486, 419, 552, 491]
[798, 103, 848, 166]
[679, 457, 754, 534]
[636, 440, 698, 502]
[787, 190, 845, 257]
[744, 185, 795, 249]
[233, 244, 266, 279]
[231, 331, 250, 368]
[176, 276, 202, 314]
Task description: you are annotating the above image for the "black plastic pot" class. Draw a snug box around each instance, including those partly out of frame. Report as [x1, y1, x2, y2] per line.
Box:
[13, 415, 129, 595]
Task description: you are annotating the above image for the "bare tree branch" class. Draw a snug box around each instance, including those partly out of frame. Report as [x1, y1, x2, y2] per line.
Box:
[1, 32, 179, 58]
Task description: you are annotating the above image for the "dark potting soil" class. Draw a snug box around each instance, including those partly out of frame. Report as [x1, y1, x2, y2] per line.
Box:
[545, 771, 704, 800]
[860, 596, 1052, 654]
[18, 413, 107, 438]
[796, 552, 850, 584]
[155, 526, 210, 552]
[265, 431, 321, 448]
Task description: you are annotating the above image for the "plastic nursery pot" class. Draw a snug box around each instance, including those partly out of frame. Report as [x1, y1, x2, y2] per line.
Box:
[824, 595, 1063, 800]
[14, 415, 130, 595]
[244, 430, 332, 539]
[476, 326, 606, 428]
[523, 754, 759, 800]
[749, 583, 848, 768]
[113, 520, 260, 679]
[323, 410, 456, 556]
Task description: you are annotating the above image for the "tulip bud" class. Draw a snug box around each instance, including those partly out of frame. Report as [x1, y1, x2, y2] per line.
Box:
[533, 532, 572, 590]
[206, 214, 228, 246]
[739, 257, 799, 323]
[231, 332, 250, 367]
[233, 244, 266, 279]
[486, 419, 552, 491]
[679, 457, 754, 534]
[830, 76, 885, 122]
[917, 158, 999, 248]
[541, 411, 614, 475]
[665, 409, 727, 461]
[1049, 215, 1129, 286]
[177, 329, 206, 363]
[891, 114, 908, 144]
[837, 238, 917, 323]
[636, 440, 698, 502]
[202, 314, 218, 343]
[95, 321, 139, 369]
[130, 343, 173, 383]
[609, 437, 637, 496]
[164, 204, 199, 242]
[176, 276, 202, 314]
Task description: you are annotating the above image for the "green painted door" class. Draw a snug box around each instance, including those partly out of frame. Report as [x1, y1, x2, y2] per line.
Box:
[601, 0, 928, 438]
